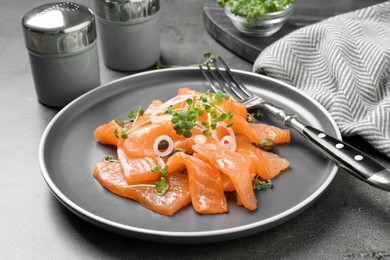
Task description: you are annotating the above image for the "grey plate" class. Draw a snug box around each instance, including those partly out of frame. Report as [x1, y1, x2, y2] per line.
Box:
[39, 67, 340, 243]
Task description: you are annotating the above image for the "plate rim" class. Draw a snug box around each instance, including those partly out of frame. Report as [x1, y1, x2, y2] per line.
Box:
[39, 67, 340, 240]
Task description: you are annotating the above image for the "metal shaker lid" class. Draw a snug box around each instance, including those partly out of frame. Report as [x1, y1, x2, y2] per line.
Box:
[93, 0, 160, 23]
[22, 2, 97, 55]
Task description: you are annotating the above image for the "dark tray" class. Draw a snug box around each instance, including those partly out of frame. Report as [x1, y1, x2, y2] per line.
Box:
[203, 1, 387, 63]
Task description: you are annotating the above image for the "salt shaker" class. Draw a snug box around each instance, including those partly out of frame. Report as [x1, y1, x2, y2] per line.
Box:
[94, 0, 160, 71]
[22, 2, 100, 108]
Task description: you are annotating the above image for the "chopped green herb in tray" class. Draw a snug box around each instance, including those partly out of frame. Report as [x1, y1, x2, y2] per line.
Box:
[217, 0, 295, 20]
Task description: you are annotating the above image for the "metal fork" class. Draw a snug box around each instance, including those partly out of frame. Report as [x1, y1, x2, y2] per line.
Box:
[199, 57, 390, 192]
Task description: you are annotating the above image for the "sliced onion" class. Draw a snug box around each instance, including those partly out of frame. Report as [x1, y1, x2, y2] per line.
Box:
[153, 135, 174, 157]
[194, 134, 206, 144]
[150, 95, 191, 124]
[211, 122, 237, 152]
[220, 135, 236, 152]
[150, 114, 172, 124]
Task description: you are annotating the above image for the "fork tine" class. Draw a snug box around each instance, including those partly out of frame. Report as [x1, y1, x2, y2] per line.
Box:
[217, 57, 254, 99]
[199, 57, 254, 102]
[198, 63, 224, 93]
[205, 59, 241, 100]
[211, 59, 249, 101]
[199, 59, 239, 99]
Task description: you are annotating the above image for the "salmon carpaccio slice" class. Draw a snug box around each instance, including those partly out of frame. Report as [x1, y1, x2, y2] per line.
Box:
[167, 152, 228, 214]
[231, 115, 290, 144]
[94, 120, 125, 146]
[192, 143, 258, 211]
[93, 161, 191, 216]
[118, 121, 173, 158]
[93, 99, 163, 147]
[192, 153, 235, 192]
[236, 135, 289, 180]
[249, 123, 290, 144]
[117, 148, 163, 184]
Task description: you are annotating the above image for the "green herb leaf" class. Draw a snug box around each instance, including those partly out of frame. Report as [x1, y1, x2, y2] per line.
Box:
[161, 165, 168, 176]
[199, 52, 216, 67]
[166, 88, 233, 139]
[152, 165, 168, 177]
[218, 0, 295, 20]
[155, 177, 169, 195]
[152, 166, 162, 172]
[128, 106, 144, 121]
[247, 108, 263, 122]
[203, 130, 212, 136]
[157, 52, 216, 69]
[166, 105, 174, 115]
[115, 117, 126, 127]
[121, 127, 128, 139]
[103, 155, 114, 161]
[252, 179, 273, 191]
[183, 129, 192, 138]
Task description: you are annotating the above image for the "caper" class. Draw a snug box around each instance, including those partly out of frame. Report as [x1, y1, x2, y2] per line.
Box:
[170, 148, 188, 155]
[256, 138, 275, 151]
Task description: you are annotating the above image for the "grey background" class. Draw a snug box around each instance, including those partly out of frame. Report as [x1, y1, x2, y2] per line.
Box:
[1, 0, 390, 259]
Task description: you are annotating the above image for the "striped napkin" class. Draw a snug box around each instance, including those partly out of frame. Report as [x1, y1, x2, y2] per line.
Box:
[253, 2, 390, 158]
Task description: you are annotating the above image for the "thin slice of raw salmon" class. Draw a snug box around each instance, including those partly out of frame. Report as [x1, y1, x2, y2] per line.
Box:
[93, 100, 163, 146]
[219, 97, 248, 119]
[93, 160, 191, 216]
[118, 121, 173, 158]
[94, 120, 126, 146]
[230, 115, 291, 144]
[230, 115, 262, 144]
[167, 152, 228, 214]
[192, 153, 235, 192]
[249, 123, 290, 144]
[192, 143, 258, 211]
[117, 147, 164, 183]
[236, 135, 289, 179]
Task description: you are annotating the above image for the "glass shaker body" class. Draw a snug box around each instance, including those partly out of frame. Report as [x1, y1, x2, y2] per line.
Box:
[22, 2, 100, 107]
[27, 44, 100, 107]
[94, 0, 160, 71]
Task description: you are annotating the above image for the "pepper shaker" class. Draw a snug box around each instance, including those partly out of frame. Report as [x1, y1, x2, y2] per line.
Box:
[94, 0, 160, 71]
[22, 2, 100, 108]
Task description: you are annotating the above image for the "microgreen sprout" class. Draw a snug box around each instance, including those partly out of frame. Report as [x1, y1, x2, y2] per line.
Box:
[128, 107, 144, 121]
[252, 178, 273, 191]
[217, 0, 295, 20]
[114, 106, 144, 127]
[199, 52, 216, 67]
[113, 107, 144, 139]
[114, 127, 129, 139]
[115, 117, 126, 127]
[103, 155, 118, 162]
[155, 177, 169, 195]
[247, 108, 263, 123]
[156, 52, 216, 69]
[152, 165, 168, 176]
[153, 165, 169, 195]
[169, 89, 233, 138]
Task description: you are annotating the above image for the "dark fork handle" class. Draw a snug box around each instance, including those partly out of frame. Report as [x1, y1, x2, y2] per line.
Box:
[258, 102, 390, 192]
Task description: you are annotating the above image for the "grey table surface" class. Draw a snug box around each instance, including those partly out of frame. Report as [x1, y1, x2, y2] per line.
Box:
[1, 0, 390, 259]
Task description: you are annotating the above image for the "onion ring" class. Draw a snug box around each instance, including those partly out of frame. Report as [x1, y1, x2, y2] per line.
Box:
[153, 135, 174, 157]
